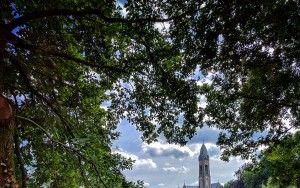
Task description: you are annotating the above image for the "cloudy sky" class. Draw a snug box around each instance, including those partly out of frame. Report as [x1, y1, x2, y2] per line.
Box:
[111, 1, 247, 187]
[113, 120, 247, 188]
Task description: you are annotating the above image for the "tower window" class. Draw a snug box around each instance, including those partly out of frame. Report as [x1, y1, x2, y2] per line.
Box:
[199, 165, 203, 174]
[205, 165, 208, 175]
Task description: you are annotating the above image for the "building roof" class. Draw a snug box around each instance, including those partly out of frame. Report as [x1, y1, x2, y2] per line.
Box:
[211, 182, 221, 188]
[198, 143, 209, 160]
[183, 183, 220, 188]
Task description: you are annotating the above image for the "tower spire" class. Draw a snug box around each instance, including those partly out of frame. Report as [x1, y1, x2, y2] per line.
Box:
[199, 142, 211, 188]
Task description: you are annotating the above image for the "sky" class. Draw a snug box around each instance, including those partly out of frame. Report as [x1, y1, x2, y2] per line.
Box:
[112, 1, 247, 187]
[113, 120, 248, 188]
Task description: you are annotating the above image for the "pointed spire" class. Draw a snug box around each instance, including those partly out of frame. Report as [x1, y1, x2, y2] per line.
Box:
[199, 142, 209, 160]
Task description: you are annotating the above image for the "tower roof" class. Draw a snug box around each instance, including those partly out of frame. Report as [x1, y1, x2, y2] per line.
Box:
[198, 143, 209, 160]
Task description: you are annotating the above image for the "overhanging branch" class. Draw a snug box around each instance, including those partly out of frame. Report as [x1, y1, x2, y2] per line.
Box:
[15, 115, 108, 188]
[5, 52, 75, 138]
[7, 32, 127, 74]
[7, 8, 195, 30]
[237, 92, 300, 107]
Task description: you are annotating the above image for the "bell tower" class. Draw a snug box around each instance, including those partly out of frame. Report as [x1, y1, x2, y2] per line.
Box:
[198, 143, 211, 188]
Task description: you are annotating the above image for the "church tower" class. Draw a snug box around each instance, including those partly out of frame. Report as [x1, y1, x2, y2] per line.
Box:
[198, 144, 211, 188]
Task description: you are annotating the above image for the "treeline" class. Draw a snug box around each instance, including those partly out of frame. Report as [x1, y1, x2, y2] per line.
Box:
[222, 131, 300, 188]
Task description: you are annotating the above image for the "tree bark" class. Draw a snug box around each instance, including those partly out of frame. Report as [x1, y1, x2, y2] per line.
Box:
[0, 96, 16, 187]
[0, 120, 16, 187]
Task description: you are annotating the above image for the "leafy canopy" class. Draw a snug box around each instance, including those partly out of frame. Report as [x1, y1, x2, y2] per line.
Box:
[231, 132, 300, 188]
[1, 0, 300, 186]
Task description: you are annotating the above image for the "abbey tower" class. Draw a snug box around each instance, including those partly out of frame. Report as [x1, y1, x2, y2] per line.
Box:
[182, 143, 219, 188]
[198, 144, 211, 188]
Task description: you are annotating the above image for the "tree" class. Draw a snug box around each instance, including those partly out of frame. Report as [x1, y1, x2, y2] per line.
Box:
[1, 0, 300, 186]
[230, 131, 300, 188]
[235, 163, 268, 188]
[222, 179, 245, 188]
[0, 0, 201, 186]
[114, 0, 300, 160]
[133, 0, 299, 159]
[259, 131, 300, 187]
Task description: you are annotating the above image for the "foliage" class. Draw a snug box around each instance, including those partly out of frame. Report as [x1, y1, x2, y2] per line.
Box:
[221, 179, 244, 188]
[1, 0, 300, 186]
[227, 131, 300, 188]
[1, 0, 156, 186]
[119, 0, 300, 160]
[235, 163, 268, 188]
[186, 0, 300, 160]
[259, 131, 300, 187]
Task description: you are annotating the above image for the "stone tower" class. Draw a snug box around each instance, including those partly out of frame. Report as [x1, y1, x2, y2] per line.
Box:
[198, 144, 211, 188]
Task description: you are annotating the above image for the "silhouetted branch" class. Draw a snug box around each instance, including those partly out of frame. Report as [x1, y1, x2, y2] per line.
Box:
[14, 128, 27, 188]
[5, 52, 75, 138]
[237, 93, 300, 107]
[7, 8, 195, 30]
[7, 33, 127, 73]
[15, 115, 108, 188]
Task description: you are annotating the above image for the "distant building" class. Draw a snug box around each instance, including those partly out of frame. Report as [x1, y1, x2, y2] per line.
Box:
[182, 144, 221, 188]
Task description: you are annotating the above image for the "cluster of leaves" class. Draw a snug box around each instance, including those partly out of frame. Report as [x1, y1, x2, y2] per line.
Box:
[1, 0, 300, 186]
[113, 0, 300, 160]
[1, 0, 151, 186]
[258, 131, 300, 187]
[223, 131, 300, 188]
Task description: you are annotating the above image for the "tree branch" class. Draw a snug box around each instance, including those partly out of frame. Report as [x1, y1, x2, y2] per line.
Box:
[14, 128, 27, 188]
[7, 8, 195, 30]
[41, 50, 126, 73]
[237, 92, 300, 107]
[15, 115, 108, 188]
[5, 52, 75, 138]
[7, 32, 127, 73]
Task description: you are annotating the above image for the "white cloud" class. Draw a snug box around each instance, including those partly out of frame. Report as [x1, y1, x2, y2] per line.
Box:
[100, 100, 111, 111]
[198, 95, 207, 108]
[114, 150, 157, 169]
[158, 183, 165, 186]
[154, 22, 170, 33]
[196, 72, 214, 87]
[135, 159, 157, 169]
[228, 156, 251, 164]
[162, 166, 190, 174]
[114, 122, 248, 188]
[144, 182, 150, 186]
[142, 142, 194, 159]
[100, 105, 108, 111]
[142, 140, 221, 160]
[116, 1, 128, 16]
[281, 109, 299, 134]
[200, 2, 207, 9]
[162, 167, 178, 173]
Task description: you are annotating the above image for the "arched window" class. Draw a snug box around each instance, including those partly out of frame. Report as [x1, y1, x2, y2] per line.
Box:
[199, 165, 203, 174]
[205, 165, 208, 175]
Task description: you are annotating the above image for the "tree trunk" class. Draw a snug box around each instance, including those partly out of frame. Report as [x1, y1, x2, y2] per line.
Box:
[0, 120, 16, 187]
[0, 95, 16, 187]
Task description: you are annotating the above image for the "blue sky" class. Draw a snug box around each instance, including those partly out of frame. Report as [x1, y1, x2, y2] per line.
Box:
[113, 119, 248, 188]
[112, 1, 248, 187]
